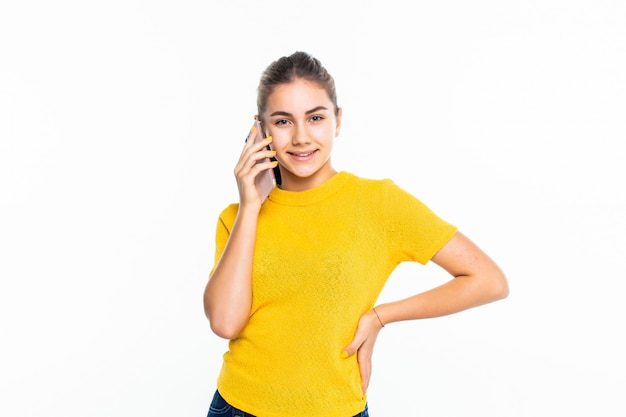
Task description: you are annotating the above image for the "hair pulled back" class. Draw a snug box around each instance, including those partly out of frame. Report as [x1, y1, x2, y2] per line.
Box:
[257, 51, 339, 119]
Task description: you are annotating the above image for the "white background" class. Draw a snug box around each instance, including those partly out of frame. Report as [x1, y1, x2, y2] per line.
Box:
[1, 1, 625, 416]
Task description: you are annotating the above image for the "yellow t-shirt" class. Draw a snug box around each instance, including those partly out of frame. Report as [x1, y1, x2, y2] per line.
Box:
[210, 172, 457, 417]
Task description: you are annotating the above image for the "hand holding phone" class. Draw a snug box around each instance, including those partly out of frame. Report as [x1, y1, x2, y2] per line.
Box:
[250, 120, 276, 202]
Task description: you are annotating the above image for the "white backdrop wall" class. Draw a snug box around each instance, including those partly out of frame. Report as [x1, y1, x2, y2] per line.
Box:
[1, 1, 624, 416]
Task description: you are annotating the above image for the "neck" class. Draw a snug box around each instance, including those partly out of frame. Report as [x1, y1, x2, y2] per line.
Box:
[279, 164, 337, 192]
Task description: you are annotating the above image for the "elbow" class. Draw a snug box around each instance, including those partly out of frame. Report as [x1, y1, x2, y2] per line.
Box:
[203, 287, 248, 339]
[205, 308, 246, 340]
[210, 321, 243, 340]
[494, 281, 509, 301]
[500, 276, 510, 299]
[468, 265, 509, 305]
[489, 269, 509, 301]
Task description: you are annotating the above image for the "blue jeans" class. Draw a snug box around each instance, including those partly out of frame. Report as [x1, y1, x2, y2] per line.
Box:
[207, 390, 369, 417]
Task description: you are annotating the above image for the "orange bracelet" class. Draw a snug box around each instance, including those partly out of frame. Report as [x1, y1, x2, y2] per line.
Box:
[372, 307, 385, 328]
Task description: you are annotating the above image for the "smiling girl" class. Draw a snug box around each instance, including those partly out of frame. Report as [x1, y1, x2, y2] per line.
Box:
[204, 51, 508, 417]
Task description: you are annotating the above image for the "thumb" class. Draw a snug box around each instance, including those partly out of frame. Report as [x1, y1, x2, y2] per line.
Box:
[341, 337, 361, 359]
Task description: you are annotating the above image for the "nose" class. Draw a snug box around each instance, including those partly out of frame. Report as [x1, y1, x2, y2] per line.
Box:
[292, 124, 312, 145]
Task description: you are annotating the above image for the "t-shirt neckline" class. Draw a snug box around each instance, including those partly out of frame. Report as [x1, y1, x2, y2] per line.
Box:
[267, 171, 353, 206]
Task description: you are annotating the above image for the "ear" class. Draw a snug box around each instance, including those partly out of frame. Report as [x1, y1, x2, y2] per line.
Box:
[335, 108, 343, 137]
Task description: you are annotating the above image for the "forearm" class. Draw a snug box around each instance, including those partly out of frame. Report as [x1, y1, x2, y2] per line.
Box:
[204, 206, 259, 339]
[375, 231, 508, 325]
[375, 271, 507, 325]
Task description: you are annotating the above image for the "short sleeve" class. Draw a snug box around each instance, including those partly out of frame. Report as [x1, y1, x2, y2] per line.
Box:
[209, 203, 239, 276]
[380, 180, 457, 264]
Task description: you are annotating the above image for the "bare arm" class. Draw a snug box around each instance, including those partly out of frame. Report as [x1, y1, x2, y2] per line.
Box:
[203, 125, 276, 339]
[204, 206, 258, 339]
[343, 231, 508, 395]
[375, 230, 509, 323]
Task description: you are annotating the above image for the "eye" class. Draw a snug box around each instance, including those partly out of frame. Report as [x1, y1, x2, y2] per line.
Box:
[275, 119, 289, 126]
[310, 115, 324, 122]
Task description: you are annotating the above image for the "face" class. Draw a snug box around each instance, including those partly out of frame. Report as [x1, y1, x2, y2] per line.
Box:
[261, 78, 342, 192]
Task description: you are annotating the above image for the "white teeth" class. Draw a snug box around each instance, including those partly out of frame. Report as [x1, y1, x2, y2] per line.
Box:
[294, 152, 314, 157]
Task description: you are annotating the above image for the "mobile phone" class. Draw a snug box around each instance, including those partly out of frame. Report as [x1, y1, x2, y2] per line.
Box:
[251, 120, 276, 202]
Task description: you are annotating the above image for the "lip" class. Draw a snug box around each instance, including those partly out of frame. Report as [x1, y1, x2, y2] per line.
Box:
[287, 149, 318, 161]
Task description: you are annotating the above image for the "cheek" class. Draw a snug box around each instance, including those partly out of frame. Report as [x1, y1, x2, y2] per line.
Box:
[268, 131, 291, 150]
[313, 124, 336, 141]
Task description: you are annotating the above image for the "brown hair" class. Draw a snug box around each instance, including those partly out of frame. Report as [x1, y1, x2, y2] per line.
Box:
[257, 51, 339, 119]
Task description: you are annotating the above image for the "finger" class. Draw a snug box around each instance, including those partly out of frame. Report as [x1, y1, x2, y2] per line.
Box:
[236, 139, 275, 177]
[239, 136, 274, 165]
[244, 122, 258, 144]
[243, 123, 273, 150]
[250, 159, 278, 177]
[357, 349, 372, 395]
[241, 151, 277, 180]
[342, 315, 373, 359]
[342, 335, 365, 359]
[342, 339, 357, 358]
[238, 124, 264, 169]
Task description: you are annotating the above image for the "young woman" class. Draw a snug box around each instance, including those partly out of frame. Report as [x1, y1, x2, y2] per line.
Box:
[204, 51, 508, 417]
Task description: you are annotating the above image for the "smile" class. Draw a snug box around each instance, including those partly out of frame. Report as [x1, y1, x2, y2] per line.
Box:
[289, 150, 317, 158]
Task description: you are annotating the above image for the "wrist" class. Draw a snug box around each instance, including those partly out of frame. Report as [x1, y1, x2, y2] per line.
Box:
[238, 201, 263, 217]
[372, 306, 385, 328]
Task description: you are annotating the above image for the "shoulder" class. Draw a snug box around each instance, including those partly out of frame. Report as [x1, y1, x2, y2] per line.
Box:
[344, 172, 409, 198]
[343, 171, 394, 189]
[346, 172, 441, 221]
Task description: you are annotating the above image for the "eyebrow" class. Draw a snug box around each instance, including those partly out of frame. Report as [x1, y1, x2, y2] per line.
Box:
[269, 106, 329, 117]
